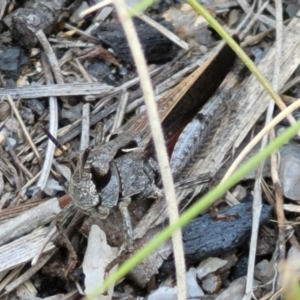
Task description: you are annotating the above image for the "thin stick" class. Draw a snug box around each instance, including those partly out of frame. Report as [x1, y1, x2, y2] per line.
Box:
[235, 0, 276, 27]
[0, 265, 24, 293]
[244, 0, 283, 296]
[35, 30, 68, 103]
[35, 52, 58, 192]
[269, 0, 285, 293]
[6, 95, 42, 163]
[113, 1, 187, 299]
[5, 139, 33, 179]
[19, 171, 40, 190]
[81, 0, 113, 15]
[137, 13, 189, 50]
[112, 90, 129, 132]
[80, 103, 90, 150]
[270, 129, 286, 261]
[239, 0, 269, 40]
[1, 155, 21, 191]
[222, 98, 300, 181]
[32, 226, 57, 266]
[64, 23, 99, 43]
[5, 251, 56, 294]
[241, 19, 290, 48]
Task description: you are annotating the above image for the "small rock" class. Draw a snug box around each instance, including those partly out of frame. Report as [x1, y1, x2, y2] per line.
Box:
[0, 46, 28, 80]
[197, 257, 228, 279]
[286, 4, 299, 18]
[183, 199, 272, 263]
[231, 254, 248, 280]
[162, 4, 208, 42]
[186, 268, 204, 298]
[0, 101, 10, 121]
[220, 253, 238, 271]
[277, 127, 289, 143]
[251, 46, 265, 64]
[254, 260, 275, 284]
[44, 179, 65, 196]
[83, 225, 118, 299]
[27, 99, 45, 116]
[7, 137, 16, 148]
[201, 273, 222, 294]
[61, 103, 83, 123]
[5, 117, 19, 133]
[232, 185, 247, 201]
[228, 9, 240, 28]
[20, 107, 34, 124]
[256, 226, 276, 255]
[215, 277, 246, 300]
[280, 155, 300, 200]
[287, 245, 300, 275]
[148, 286, 177, 300]
[85, 59, 115, 85]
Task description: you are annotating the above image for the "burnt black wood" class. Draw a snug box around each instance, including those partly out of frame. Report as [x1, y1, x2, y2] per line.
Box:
[182, 196, 272, 262]
[160, 195, 272, 274]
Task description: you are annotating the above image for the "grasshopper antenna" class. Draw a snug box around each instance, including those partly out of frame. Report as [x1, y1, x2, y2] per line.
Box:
[81, 148, 90, 175]
[42, 127, 76, 170]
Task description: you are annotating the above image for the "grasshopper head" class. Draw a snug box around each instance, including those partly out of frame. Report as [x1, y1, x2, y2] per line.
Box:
[68, 149, 99, 214]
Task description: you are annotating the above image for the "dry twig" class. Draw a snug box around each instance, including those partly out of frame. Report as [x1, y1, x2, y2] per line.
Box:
[6, 95, 42, 164]
[34, 53, 58, 193]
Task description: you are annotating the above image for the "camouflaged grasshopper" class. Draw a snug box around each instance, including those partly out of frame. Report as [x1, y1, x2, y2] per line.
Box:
[42, 127, 162, 273]
[68, 132, 161, 248]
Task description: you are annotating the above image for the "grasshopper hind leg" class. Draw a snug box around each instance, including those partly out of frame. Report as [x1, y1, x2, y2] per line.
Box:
[118, 197, 134, 251]
[53, 204, 85, 277]
[103, 197, 134, 277]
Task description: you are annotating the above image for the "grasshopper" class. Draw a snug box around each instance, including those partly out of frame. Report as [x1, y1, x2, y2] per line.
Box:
[68, 132, 162, 249]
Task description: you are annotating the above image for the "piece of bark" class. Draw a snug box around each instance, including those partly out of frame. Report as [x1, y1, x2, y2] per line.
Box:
[93, 17, 180, 65]
[182, 198, 272, 263]
[0, 83, 116, 99]
[0, 227, 55, 273]
[0, 198, 61, 246]
[158, 198, 272, 276]
[3, 0, 81, 49]
[0, 46, 28, 81]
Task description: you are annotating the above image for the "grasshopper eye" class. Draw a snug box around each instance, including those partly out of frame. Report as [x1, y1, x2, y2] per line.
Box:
[91, 164, 112, 191]
[92, 158, 110, 176]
